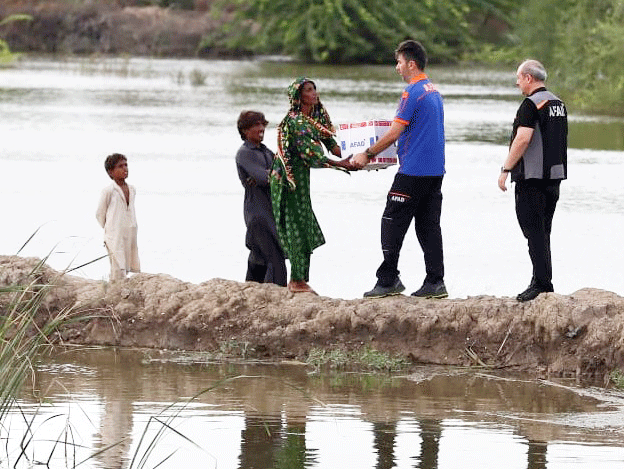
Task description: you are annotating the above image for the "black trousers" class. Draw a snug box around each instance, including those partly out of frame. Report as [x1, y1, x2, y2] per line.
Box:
[245, 221, 287, 287]
[514, 179, 561, 290]
[376, 174, 444, 286]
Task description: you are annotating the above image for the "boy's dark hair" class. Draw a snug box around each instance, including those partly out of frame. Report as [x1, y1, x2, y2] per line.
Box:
[237, 111, 268, 140]
[105, 153, 127, 174]
[395, 40, 428, 71]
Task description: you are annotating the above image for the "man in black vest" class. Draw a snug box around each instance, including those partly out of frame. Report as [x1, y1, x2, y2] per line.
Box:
[498, 60, 568, 302]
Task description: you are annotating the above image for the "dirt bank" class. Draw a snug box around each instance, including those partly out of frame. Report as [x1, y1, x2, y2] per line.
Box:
[0, 1, 234, 57]
[2, 255, 623, 378]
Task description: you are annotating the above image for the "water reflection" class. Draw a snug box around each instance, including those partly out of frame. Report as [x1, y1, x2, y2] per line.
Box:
[3, 57, 624, 151]
[11, 348, 623, 468]
[239, 414, 282, 468]
[94, 352, 135, 469]
[568, 120, 624, 151]
[527, 440, 547, 469]
[419, 420, 442, 468]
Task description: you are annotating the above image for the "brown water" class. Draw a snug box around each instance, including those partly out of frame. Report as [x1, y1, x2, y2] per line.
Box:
[6, 347, 624, 469]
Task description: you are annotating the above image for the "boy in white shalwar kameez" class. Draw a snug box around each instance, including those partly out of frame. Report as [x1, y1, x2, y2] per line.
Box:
[96, 153, 140, 281]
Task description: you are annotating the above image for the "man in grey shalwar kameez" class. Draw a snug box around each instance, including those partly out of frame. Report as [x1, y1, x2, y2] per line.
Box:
[235, 111, 287, 286]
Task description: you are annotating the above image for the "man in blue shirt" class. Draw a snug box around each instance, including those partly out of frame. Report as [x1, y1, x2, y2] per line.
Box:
[352, 40, 447, 299]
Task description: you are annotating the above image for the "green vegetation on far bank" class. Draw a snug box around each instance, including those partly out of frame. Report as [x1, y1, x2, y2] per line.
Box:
[491, 0, 624, 115]
[0, 14, 31, 64]
[205, 0, 516, 64]
[204, 0, 624, 115]
[1, 0, 623, 114]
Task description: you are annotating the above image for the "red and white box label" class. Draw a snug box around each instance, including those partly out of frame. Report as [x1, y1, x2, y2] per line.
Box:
[337, 120, 398, 170]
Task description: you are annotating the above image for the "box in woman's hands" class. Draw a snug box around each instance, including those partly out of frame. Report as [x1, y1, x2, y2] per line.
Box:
[337, 120, 398, 170]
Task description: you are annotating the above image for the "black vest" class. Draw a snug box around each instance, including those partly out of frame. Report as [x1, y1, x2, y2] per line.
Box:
[511, 89, 568, 182]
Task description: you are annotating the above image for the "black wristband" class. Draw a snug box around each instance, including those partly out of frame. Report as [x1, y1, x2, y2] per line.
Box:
[365, 148, 376, 158]
[501, 166, 511, 173]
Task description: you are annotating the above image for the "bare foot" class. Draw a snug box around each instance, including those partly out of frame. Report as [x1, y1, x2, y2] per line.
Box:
[288, 281, 317, 295]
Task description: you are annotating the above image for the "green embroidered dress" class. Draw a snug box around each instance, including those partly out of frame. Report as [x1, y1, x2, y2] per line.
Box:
[270, 77, 340, 282]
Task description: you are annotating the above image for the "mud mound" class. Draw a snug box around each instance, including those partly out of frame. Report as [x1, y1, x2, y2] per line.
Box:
[1, 255, 623, 377]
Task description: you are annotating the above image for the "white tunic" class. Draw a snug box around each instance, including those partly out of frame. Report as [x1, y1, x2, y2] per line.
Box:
[95, 183, 140, 273]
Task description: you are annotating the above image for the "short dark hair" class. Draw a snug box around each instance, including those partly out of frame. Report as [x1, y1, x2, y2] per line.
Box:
[237, 111, 268, 140]
[105, 153, 127, 174]
[395, 40, 427, 70]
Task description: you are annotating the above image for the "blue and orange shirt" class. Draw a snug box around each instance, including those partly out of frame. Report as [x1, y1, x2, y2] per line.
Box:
[394, 73, 445, 176]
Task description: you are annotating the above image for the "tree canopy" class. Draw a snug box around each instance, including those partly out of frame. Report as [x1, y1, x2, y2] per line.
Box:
[0, 14, 32, 64]
[206, 0, 515, 64]
[512, 0, 624, 114]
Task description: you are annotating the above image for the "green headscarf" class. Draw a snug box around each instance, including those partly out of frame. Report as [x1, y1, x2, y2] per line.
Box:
[274, 77, 337, 190]
[286, 77, 335, 131]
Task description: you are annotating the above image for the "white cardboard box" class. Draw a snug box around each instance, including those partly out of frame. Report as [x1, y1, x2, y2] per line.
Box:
[337, 120, 398, 170]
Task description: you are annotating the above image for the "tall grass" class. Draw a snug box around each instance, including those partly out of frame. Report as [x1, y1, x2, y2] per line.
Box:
[0, 254, 208, 468]
[0, 256, 81, 423]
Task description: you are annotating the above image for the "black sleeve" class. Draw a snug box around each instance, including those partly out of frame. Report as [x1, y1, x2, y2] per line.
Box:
[516, 98, 538, 128]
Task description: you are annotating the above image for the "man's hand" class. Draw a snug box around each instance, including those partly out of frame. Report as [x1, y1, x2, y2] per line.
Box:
[498, 171, 508, 191]
[351, 152, 369, 169]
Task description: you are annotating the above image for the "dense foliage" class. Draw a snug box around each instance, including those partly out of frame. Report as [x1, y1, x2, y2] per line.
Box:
[205, 0, 623, 114]
[206, 0, 515, 64]
[512, 0, 624, 114]
[0, 14, 31, 64]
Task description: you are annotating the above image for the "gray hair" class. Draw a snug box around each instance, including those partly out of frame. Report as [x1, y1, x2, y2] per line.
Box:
[519, 59, 547, 82]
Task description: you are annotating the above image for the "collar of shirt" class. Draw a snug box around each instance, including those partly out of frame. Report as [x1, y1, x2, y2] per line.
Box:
[528, 86, 548, 97]
[244, 140, 263, 150]
[409, 73, 429, 84]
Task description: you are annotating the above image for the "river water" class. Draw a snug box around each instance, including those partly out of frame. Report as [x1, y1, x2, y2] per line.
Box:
[1, 57, 624, 468]
[3, 347, 624, 469]
[0, 56, 623, 299]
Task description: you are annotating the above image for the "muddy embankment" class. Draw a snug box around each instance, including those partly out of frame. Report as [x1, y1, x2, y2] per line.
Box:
[2, 255, 624, 378]
[0, 1, 234, 57]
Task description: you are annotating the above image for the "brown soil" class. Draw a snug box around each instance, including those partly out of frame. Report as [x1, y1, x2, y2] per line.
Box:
[0, 1, 236, 57]
[2, 255, 624, 379]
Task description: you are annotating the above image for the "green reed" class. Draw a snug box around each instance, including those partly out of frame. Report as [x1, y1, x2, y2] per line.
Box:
[0, 256, 81, 423]
[0, 251, 204, 467]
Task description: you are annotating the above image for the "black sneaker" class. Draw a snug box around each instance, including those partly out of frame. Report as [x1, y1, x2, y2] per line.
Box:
[411, 281, 448, 299]
[516, 284, 553, 302]
[363, 278, 405, 298]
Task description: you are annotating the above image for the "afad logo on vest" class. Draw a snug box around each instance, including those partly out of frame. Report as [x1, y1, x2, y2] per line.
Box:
[549, 104, 566, 117]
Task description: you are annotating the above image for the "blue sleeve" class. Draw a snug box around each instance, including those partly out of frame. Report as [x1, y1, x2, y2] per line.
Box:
[395, 86, 420, 125]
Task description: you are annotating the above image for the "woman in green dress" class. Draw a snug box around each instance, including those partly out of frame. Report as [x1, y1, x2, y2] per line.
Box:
[270, 77, 353, 293]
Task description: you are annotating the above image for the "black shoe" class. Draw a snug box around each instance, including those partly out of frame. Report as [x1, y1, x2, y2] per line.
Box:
[411, 281, 448, 299]
[516, 284, 553, 302]
[363, 278, 405, 298]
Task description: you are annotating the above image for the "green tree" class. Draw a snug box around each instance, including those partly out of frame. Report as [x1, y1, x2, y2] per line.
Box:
[206, 0, 515, 64]
[514, 0, 624, 114]
[0, 14, 32, 64]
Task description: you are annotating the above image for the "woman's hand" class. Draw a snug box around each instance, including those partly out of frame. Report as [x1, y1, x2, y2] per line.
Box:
[329, 157, 358, 171]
